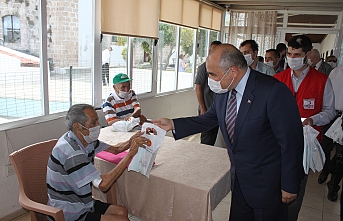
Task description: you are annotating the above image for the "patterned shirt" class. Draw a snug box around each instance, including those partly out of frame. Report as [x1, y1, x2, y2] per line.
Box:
[46, 131, 109, 221]
[102, 90, 140, 123]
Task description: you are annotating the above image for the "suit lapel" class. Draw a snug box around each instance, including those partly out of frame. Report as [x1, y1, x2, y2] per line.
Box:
[232, 71, 256, 148]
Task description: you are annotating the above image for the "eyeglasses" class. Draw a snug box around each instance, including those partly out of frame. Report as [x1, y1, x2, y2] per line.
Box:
[327, 60, 337, 63]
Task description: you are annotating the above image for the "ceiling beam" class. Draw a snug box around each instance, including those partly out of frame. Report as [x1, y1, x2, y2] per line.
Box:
[209, 0, 343, 11]
[211, 0, 343, 3]
[277, 27, 340, 34]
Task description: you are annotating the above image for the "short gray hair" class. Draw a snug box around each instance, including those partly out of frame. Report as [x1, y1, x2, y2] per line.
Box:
[218, 45, 247, 70]
[65, 104, 94, 130]
[311, 49, 320, 58]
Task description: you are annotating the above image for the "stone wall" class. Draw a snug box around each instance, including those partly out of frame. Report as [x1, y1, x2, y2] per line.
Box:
[0, 0, 79, 68]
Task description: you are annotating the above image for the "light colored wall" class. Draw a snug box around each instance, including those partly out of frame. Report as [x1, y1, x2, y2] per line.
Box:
[312, 43, 321, 52]
[0, 89, 198, 219]
[321, 34, 337, 59]
[0, 116, 67, 220]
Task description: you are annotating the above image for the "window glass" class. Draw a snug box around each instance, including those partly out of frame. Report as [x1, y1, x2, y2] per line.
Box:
[0, 1, 41, 124]
[132, 37, 153, 94]
[197, 28, 208, 67]
[157, 22, 177, 93]
[47, 0, 93, 113]
[210, 30, 219, 43]
[101, 35, 128, 100]
[178, 26, 195, 90]
[2, 15, 20, 43]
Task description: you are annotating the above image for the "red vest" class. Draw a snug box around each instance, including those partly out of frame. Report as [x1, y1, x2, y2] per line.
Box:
[275, 67, 328, 141]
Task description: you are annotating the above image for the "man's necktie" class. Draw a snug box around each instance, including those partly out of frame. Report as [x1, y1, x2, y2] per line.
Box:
[226, 89, 237, 144]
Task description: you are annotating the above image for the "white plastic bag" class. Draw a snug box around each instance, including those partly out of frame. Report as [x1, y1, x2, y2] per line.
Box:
[324, 117, 343, 145]
[111, 117, 140, 132]
[128, 122, 166, 178]
[303, 125, 326, 174]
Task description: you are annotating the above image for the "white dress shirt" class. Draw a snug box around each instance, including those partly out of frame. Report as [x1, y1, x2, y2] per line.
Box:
[329, 66, 343, 111]
[314, 59, 323, 70]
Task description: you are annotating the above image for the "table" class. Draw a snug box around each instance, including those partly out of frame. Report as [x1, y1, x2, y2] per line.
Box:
[93, 126, 231, 221]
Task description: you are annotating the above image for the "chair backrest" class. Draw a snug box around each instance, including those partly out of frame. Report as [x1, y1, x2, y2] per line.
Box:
[10, 139, 58, 220]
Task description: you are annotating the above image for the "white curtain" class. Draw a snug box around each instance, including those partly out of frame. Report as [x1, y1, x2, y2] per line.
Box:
[228, 11, 277, 55]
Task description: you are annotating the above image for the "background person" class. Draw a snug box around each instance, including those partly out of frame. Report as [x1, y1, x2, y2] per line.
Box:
[239, 39, 275, 76]
[274, 35, 336, 221]
[46, 104, 150, 221]
[195, 40, 222, 146]
[265, 49, 282, 73]
[276, 43, 288, 71]
[152, 44, 304, 221]
[307, 48, 333, 75]
[319, 65, 343, 202]
[102, 73, 147, 126]
[326, 55, 338, 69]
[102, 47, 112, 86]
[178, 54, 188, 72]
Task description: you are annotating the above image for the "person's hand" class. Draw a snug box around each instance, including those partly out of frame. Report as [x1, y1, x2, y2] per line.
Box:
[199, 107, 207, 115]
[302, 118, 313, 127]
[129, 131, 144, 144]
[128, 135, 150, 157]
[151, 118, 174, 131]
[139, 114, 148, 126]
[281, 190, 297, 203]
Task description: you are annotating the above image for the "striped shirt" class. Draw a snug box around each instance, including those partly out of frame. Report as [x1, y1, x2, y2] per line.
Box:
[46, 131, 109, 221]
[102, 90, 140, 123]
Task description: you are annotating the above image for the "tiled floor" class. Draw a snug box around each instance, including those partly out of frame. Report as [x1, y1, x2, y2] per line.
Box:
[10, 134, 342, 221]
[10, 170, 341, 221]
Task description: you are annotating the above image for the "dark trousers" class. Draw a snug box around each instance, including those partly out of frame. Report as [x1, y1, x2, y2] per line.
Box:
[327, 145, 343, 192]
[287, 175, 308, 221]
[200, 126, 219, 146]
[321, 114, 343, 193]
[229, 176, 287, 221]
[102, 63, 109, 85]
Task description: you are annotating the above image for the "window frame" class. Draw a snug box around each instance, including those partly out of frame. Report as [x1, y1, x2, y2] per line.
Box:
[2, 15, 21, 43]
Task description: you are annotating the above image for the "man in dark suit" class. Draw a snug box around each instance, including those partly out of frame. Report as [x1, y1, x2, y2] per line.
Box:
[307, 48, 333, 75]
[152, 44, 304, 221]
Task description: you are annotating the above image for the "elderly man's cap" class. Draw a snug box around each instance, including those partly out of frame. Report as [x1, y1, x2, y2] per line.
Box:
[113, 73, 131, 84]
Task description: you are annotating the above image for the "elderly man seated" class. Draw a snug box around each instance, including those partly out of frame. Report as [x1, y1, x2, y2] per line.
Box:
[46, 104, 150, 221]
[102, 73, 147, 126]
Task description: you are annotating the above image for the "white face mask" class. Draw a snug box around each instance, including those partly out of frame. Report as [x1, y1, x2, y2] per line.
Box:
[208, 69, 234, 94]
[118, 90, 130, 98]
[327, 61, 337, 69]
[307, 59, 313, 66]
[287, 56, 306, 71]
[264, 61, 274, 67]
[244, 54, 254, 66]
[79, 124, 101, 144]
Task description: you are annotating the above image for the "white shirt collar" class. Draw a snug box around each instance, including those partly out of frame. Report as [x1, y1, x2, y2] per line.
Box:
[235, 67, 251, 96]
[315, 59, 323, 70]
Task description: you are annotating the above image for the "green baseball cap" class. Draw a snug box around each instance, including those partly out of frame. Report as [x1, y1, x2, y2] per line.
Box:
[113, 73, 131, 84]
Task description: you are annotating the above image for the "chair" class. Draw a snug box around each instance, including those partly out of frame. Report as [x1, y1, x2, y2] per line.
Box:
[9, 139, 64, 221]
